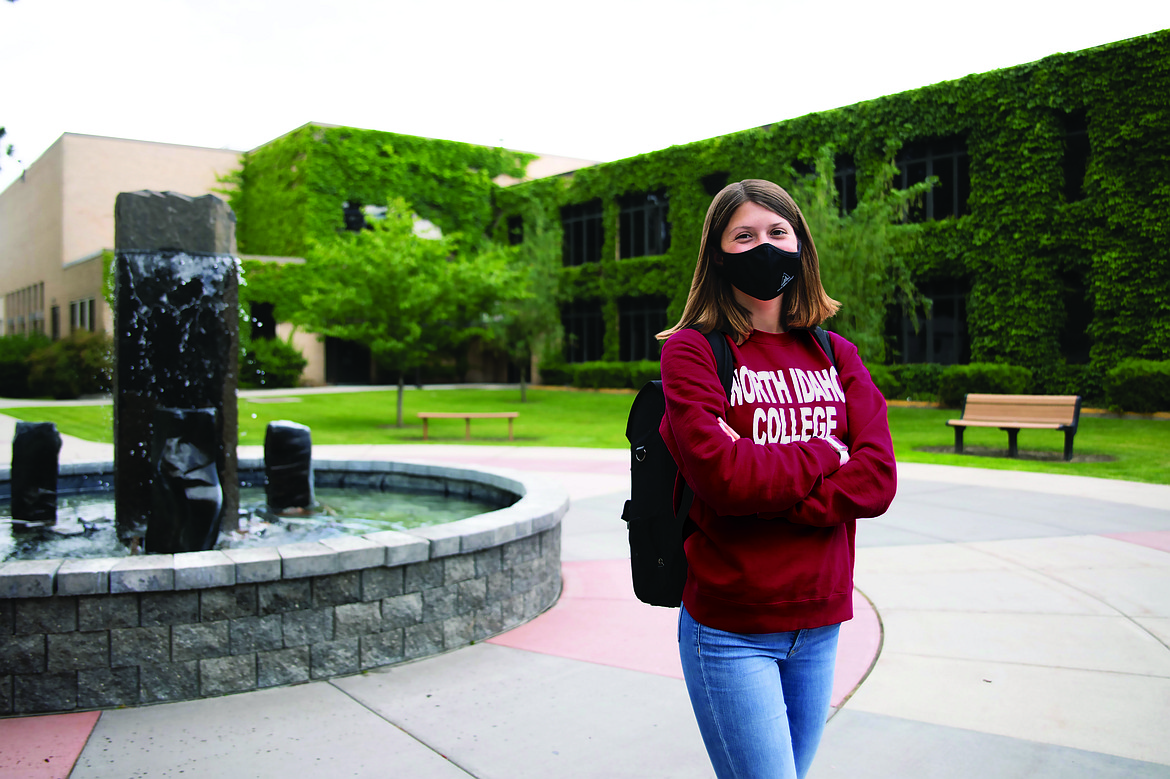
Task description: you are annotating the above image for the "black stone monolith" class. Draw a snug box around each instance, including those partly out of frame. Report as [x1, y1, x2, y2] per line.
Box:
[264, 421, 314, 511]
[10, 421, 62, 524]
[113, 190, 239, 548]
[148, 407, 223, 553]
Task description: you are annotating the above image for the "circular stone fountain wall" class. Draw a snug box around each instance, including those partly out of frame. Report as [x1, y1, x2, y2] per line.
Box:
[0, 458, 567, 715]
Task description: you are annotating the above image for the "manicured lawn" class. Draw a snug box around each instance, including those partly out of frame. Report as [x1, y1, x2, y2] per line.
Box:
[4, 389, 1167, 484]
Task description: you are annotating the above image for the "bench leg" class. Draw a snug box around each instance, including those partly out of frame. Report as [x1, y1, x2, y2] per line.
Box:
[1006, 429, 1019, 458]
[508, 418, 514, 442]
[1064, 430, 1075, 461]
[422, 419, 429, 441]
[465, 419, 471, 441]
[953, 427, 964, 455]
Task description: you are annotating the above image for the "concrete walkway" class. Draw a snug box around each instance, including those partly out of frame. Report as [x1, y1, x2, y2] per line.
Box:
[1, 424, 1169, 777]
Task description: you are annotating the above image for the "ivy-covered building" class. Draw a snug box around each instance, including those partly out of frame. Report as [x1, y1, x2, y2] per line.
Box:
[492, 30, 1168, 395]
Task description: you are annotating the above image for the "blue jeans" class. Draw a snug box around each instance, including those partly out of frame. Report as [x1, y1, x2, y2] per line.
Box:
[679, 605, 840, 779]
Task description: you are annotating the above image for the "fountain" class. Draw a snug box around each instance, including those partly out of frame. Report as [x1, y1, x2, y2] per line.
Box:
[0, 192, 567, 716]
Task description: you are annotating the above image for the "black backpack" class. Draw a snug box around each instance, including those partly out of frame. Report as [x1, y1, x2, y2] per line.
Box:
[622, 327, 836, 608]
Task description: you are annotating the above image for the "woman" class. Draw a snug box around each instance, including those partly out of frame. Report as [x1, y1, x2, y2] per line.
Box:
[658, 179, 896, 779]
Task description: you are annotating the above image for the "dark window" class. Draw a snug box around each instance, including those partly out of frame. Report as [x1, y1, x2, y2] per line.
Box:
[701, 172, 729, 197]
[507, 215, 523, 246]
[1059, 110, 1090, 202]
[619, 296, 668, 362]
[1059, 271, 1092, 364]
[50, 306, 59, 340]
[325, 336, 372, 384]
[619, 190, 670, 259]
[896, 279, 969, 365]
[251, 301, 277, 341]
[834, 154, 858, 216]
[562, 300, 604, 363]
[893, 136, 970, 221]
[342, 200, 368, 232]
[561, 200, 603, 266]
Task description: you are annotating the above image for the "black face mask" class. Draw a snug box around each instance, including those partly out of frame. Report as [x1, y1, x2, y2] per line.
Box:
[719, 241, 802, 301]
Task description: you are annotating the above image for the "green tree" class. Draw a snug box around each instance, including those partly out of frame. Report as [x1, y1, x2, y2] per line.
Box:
[281, 199, 526, 426]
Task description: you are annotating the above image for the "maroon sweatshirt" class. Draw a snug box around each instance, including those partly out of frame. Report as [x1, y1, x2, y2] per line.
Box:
[660, 327, 896, 634]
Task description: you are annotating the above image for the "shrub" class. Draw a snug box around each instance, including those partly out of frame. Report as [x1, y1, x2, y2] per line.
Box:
[572, 361, 631, 390]
[27, 331, 112, 399]
[626, 361, 661, 390]
[239, 337, 307, 389]
[537, 362, 573, 386]
[0, 333, 51, 398]
[1104, 359, 1170, 413]
[938, 363, 1032, 408]
[1032, 363, 1103, 402]
[889, 363, 945, 401]
[866, 364, 901, 399]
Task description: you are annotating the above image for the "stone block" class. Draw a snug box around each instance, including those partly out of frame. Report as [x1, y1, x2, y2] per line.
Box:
[511, 559, 545, 594]
[115, 190, 236, 254]
[380, 593, 423, 629]
[200, 585, 258, 622]
[281, 608, 333, 648]
[442, 614, 474, 650]
[14, 672, 76, 713]
[223, 547, 281, 584]
[257, 646, 309, 688]
[48, 631, 109, 672]
[501, 593, 526, 628]
[502, 535, 540, 568]
[472, 602, 505, 640]
[15, 597, 77, 634]
[229, 614, 283, 655]
[258, 579, 311, 615]
[173, 550, 235, 590]
[0, 634, 46, 674]
[403, 622, 443, 660]
[0, 675, 11, 714]
[457, 577, 488, 614]
[140, 591, 198, 626]
[451, 514, 519, 553]
[473, 547, 502, 577]
[403, 560, 444, 593]
[363, 530, 429, 567]
[0, 599, 11, 634]
[320, 536, 385, 571]
[444, 555, 476, 585]
[334, 601, 381, 639]
[541, 525, 563, 561]
[139, 660, 198, 703]
[278, 543, 339, 578]
[111, 626, 170, 666]
[310, 638, 359, 679]
[78, 666, 139, 709]
[422, 584, 459, 622]
[360, 631, 404, 670]
[360, 566, 403, 602]
[110, 556, 174, 593]
[486, 570, 512, 601]
[0, 559, 62, 598]
[200, 655, 256, 697]
[172, 621, 229, 662]
[56, 557, 119, 596]
[406, 524, 462, 558]
[78, 594, 139, 631]
[311, 572, 360, 608]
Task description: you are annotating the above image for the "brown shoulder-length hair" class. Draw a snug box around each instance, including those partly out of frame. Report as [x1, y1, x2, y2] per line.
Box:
[658, 179, 839, 342]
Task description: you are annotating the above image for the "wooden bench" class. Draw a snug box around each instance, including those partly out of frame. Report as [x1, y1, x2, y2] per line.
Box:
[946, 394, 1082, 461]
[417, 412, 519, 441]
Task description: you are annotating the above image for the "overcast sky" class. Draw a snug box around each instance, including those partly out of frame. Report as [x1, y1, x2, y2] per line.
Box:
[2, 0, 1168, 193]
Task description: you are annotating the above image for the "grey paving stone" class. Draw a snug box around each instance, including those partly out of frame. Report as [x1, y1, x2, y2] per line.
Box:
[279, 542, 339, 578]
[360, 566, 403, 601]
[223, 547, 282, 583]
[14, 671, 77, 713]
[173, 550, 235, 590]
[257, 646, 310, 688]
[0, 633, 46, 674]
[110, 626, 170, 666]
[312, 571, 360, 608]
[172, 621, 230, 662]
[200, 584, 258, 622]
[140, 591, 198, 626]
[0, 559, 62, 598]
[258, 579, 312, 615]
[320, 536, 385, 570]
[78, 593, 139, 631]
[404, 560, 444, 592]
[363, 530, 429, 566]
[282, 607, 334, 648]
[48, 631, 110, 671]
[229, 614, 283, 655]
[138, 660, 198, 703]
[334, 601, 381, 638]
[56, 557, 120, 596]
[381, 592, 423, 629]
[311, 637, 359, 679]
[404, 622, 444, 659]
[360, 630, 404, 669]
[200, 654, 257, 696]
[422, 583, 460, 622]
[110, 555, 175, 593]
[15, 596, 77, 634]
[78, 666, 139, 709]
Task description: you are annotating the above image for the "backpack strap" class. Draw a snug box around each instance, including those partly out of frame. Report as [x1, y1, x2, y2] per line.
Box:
[809, 325, 836, 368]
